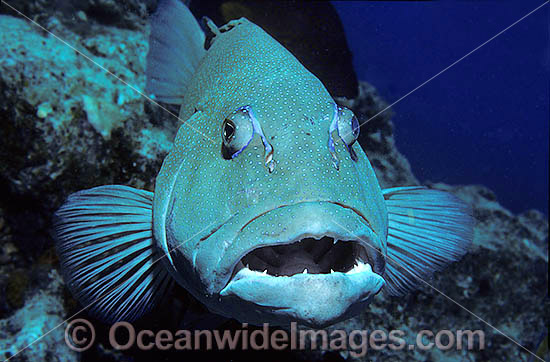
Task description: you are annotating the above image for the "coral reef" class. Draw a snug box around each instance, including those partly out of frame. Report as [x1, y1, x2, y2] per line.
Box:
[0, 14, 170, 199]
[0, 0, 156, 31]
[0, 269, 78, 362]
[0, 4, 547, 362]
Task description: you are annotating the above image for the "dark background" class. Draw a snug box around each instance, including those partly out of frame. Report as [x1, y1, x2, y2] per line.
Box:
[332, 1, 549, 215]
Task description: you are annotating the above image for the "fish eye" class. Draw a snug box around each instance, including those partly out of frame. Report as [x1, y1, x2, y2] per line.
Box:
[327, 105, 360, 168]
[336, 106, 360, 148]
[221, 107, 254, 159]
[222, 120, 236, 142]
[221, 105, 275, 172]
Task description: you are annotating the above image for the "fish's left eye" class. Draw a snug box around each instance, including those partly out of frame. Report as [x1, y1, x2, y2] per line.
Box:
[221, 107, 254, 159]
[336, 106, 360, 148]
[222, 120, 236, 142]
[327, 105, 360, 169]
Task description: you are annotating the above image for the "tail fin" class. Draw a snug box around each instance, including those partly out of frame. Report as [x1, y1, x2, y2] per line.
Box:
[145, 0, 206, 104]
[53, 185, 173, 323]
[381, 186, 474, 296]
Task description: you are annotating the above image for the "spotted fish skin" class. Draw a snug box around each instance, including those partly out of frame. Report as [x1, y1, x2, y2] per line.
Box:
[52, 0, 473, 328]
[153, 15, 388, 302]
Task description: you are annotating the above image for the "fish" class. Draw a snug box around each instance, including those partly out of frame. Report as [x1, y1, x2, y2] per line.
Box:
[53, 0, 474, 328]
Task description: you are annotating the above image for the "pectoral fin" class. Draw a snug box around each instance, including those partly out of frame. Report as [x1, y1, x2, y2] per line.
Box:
[381, 186, 474, 296]
[53, 185, 173, 323]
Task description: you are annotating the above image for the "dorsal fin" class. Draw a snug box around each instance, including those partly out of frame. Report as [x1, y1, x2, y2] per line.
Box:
[145, 0, 206, 104]
[202, 16, 220, 50]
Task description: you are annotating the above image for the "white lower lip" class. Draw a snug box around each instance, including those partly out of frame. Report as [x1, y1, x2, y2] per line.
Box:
[219, 258, 385, 317]
[219, 259, 385, 302]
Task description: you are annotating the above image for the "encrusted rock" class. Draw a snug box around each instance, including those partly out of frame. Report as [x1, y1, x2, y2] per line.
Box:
[0, 270, 78, 362]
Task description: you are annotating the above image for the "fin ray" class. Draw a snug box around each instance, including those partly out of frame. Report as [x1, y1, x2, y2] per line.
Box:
[54, 185, 173, 323]
[382, 186, 474, 296]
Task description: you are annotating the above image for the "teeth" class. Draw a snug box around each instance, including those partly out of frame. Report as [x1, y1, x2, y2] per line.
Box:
[237, 238, 375, 279]
[346, 260, 372, 275]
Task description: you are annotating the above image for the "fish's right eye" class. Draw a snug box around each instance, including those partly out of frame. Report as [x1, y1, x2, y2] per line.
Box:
[221, 107, 254, 159]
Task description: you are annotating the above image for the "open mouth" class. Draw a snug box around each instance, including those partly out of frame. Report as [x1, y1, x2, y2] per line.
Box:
[219, 232, 387, 326]
[231, 235, 383, 278]
[216, 201, 388, 326]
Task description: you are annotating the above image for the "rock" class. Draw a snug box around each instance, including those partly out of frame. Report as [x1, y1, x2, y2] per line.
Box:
[0, 0, 157, 31]
[0, 15, 173, 260]
[0, 269, 78, 362]
[0, 15, 172, 360]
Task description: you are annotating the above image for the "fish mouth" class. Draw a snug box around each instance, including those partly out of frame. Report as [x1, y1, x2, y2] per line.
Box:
[230, 235, 384, 278]
[215, 201, 386, 327]
[220, 234, 386, 327]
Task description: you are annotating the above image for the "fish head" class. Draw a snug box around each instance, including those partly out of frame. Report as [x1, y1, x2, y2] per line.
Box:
[153, 19, 389, 328]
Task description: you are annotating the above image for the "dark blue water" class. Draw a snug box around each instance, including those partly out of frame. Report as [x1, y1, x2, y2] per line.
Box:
[333, 1, 549, 214]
